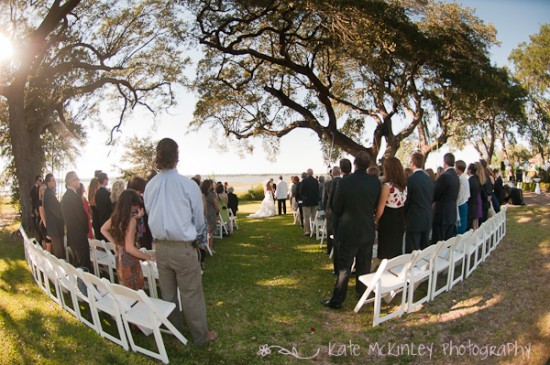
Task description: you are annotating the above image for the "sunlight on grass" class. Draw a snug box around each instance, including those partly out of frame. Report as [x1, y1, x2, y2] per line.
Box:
[538, 312, 550, 337]
[256, 276, 300, 288]
[270, 314, 299, 325]
[294, 243, 323, 253]
[238, 243, 256, 248]
[409, 295, 503, 325]
[516, 216, 533, 223]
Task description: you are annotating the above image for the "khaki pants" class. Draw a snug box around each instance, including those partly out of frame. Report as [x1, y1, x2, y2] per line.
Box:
[156, 242, 209, 346]
[302, 206, 317, 235]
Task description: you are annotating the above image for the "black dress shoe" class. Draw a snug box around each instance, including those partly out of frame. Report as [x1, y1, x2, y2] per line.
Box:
[321, 299, 341, 309]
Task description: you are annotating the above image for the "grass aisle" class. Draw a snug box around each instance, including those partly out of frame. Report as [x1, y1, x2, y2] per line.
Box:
[0, 202, 548, 364]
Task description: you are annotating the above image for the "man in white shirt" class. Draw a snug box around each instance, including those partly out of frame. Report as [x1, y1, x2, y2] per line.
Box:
[275, 175, 289, 215]
[144, 138, 217, 346]
[455, 160, 470, 235]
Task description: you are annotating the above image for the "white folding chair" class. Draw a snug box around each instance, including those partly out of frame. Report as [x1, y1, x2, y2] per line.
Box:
[19, 225, 33, 265]
[449, 230, 472, 288]
[465, 228, 483, 278]
[318, 220, 327, 248]
[293, 208, 300, 225]
[108, 283, 188, 364]
[40, 250, 64, 307]
[431, 238, 455, 300]
[228, 209, 239, 230]
[354, 253, 414, 326]
[403, 244, 438, 313]
[139, 253, 158, 298]
[61, 262, 99, 333]
[81, 272, 129, 350]
[500, 204, 508, 238]
[89, 239, 116, 282]
[26, 240, 46, 290]
[310, 210, 325, 238]
[214, 213, 229, 239]
[48, 255, 80, 318]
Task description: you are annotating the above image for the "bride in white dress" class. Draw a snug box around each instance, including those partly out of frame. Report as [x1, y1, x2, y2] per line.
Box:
[248, 179, 276, 218]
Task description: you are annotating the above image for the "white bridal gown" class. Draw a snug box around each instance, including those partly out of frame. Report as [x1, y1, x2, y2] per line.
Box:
[248, 187, 276, 218]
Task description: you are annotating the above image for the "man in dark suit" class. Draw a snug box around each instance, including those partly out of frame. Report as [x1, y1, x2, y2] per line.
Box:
[432, 153, 460, 244]
[94, 172, 112, 240]
[321, 151, 381, 309]
[43, 174, 65, 259]
[61, 171, 92, 271]
[299, 169, 319, 236]
[322, 166, 340, 257]
[30, 175, 42, 237]
[404, 153, 435, 252]
[492, 168, 504, 207]
[295, 172, 306, 228]
[328, 159, 352, 274]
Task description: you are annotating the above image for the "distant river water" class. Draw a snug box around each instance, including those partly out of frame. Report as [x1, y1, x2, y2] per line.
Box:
[78, 173, 301, 194]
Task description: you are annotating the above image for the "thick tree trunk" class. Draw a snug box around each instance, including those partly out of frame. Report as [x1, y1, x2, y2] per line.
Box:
[7, 83, 44, 232]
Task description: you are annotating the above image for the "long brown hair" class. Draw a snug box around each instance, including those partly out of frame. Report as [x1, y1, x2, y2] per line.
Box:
[88, 178, 99, 205]
[382, 157, 407, 191]
[109, 189, 141, 245]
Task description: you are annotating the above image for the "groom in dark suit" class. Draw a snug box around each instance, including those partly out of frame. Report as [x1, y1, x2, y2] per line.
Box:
[321, 151, 381, 309]
[432, 153, 460, 244]
[404, 153, 434, 252]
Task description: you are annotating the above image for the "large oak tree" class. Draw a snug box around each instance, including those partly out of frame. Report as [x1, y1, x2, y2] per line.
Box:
[189, 0, 501, 164]
[0, 0, 187, 229]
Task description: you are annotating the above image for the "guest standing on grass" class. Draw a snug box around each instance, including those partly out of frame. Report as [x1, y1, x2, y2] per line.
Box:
[43, 174, 65, 259]
[216, 183, 232, 234]
[101, 189, 154, 290]
[323, 166, 341, 266]
[37, 183, 52, 252]
[404, 153, 434, 252]
[88, 177, 101, 239]
[127, 176, 153, 250]
[275, 176, 289, 215]
[455, 160, 470, 235]
[432, 153, 460, 244]
[61, 172, 91, 271]
[201, 179, 218, 253]
[467, 163, 481, 231]
[77, 183, 94, 239]
[227, 187, 239, 216]
[95, 172, 112, 241]
[321, 151, 381, 309]
[144, 138, 217, 346]
[299, 169, 319, 236]
[375, 157, 407, 259]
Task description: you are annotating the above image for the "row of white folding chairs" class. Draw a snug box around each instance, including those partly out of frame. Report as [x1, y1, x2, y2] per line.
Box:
[353, 205, 507, 326]
[20, 231, 187, 364]
[213, 211, 239, 244]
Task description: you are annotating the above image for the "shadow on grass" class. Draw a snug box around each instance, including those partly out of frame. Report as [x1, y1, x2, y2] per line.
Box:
[1, 205, 548, 365]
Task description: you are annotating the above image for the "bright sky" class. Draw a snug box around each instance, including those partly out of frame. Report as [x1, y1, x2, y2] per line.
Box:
[54, 1, 550, 179]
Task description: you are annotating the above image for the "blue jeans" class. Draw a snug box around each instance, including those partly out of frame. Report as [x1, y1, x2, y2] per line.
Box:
[455, 203, 468, 235]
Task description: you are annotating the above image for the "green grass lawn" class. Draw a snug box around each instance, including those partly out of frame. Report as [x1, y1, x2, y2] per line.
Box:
[1, 202, 549, 364]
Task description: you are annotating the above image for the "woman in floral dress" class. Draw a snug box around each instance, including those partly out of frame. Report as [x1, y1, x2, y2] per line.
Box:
[101, 189, 155, 289]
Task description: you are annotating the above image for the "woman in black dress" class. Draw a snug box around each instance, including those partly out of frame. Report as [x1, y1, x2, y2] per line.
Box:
[375, 157, 408, 259]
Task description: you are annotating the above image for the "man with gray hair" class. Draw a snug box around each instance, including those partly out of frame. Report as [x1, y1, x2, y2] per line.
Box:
[298, 168, 319, 236]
